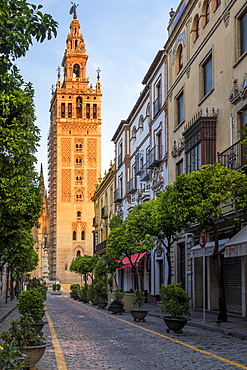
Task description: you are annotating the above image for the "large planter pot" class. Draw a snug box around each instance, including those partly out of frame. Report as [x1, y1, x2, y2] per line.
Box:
[98, 302, 108, 309]
[108, 305, 125, 314]
[163, 316, 188, 333]
[108, 292, 135, 313]
[31, 319, 48, 334]
[130, 310, 148, 322]
[21, 343, 50, 367]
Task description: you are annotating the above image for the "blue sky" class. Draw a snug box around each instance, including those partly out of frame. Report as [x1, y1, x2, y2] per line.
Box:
[16, 0, 179, 185]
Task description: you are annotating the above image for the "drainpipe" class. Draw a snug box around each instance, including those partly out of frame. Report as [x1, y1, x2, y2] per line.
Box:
[230, 114, 233, 146]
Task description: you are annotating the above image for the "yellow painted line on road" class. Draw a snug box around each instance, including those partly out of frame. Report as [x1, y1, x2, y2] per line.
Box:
[45, 310, 68, 370]
[68, 298, 247, 370]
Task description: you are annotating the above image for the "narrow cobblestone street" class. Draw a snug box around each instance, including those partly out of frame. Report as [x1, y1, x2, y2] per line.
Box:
[2, 294, 246, 370]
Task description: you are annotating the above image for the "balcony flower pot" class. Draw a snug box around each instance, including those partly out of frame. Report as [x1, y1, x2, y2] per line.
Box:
[159, 283, 190, 333]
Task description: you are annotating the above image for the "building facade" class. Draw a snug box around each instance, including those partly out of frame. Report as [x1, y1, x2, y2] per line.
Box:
[91, 161, 115, 256]
[48, 10, 102, 289]
[111, 50, 168, 301]
[165, 0, 247, 314]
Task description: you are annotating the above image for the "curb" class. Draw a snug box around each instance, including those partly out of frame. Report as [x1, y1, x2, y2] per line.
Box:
[147, 312, 247, 341]
[0, 305, 17, 324]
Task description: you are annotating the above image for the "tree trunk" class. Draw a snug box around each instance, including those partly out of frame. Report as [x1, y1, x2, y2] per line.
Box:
[213, 226, 228, 322]
[10, 269, 14, 300]
[5, 266, 9, 304]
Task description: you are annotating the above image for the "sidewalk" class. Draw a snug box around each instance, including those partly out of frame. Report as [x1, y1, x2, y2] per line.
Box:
[0, 296, 18, 324]
[144, 302, 247, 340]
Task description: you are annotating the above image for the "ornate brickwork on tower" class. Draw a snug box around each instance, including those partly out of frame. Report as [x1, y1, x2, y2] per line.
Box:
[48, 8, 102, 288]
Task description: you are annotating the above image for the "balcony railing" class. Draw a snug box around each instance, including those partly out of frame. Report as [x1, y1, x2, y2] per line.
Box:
[147, 145, 163, 168]
[139, 164, 149, 181]
[153, 95, 162, 117]
[101, 206, 108, 219]
[217, 140, 247, 170]
[114, 188, 123, 203]
[94, 240, 106, 254]
[126, 177, 137, 194]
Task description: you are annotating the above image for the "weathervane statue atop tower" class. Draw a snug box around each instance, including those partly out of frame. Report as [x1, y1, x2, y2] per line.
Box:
[70, 2, 79, 19]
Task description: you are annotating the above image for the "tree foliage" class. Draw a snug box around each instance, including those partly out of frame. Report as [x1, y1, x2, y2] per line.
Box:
[0, 0, 58, 276]
[70, 255, 99, 281]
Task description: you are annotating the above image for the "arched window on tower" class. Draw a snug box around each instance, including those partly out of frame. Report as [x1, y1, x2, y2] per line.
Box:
[76, 250, 81, 257]
[61, 103, 65, 118]
[81, 231, 85, 240]
[68, 103, 72, 118]
[76, 97, 82, 118]
[73, 64, 80, 78]
[93, 104, 97, 119]
[72, 231, 77, 240]
[77, 211, 81, 220]
[86, 104, 90, 118]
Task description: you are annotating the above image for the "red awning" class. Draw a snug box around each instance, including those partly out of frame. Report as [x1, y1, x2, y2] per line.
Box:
[116, 252, 147, 269]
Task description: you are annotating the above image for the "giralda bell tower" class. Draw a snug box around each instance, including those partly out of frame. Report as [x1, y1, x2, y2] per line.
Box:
[48, 5, 102, 288]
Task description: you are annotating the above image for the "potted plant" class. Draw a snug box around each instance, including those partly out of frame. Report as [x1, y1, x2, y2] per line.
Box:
[108, 289, 125, 314]
[70, 284, 80, 300]
[159, 282, 190, 333]
[51, 283, 62, 295]
[26, 278, 48, 301]
[0, 341, 26, 369]
[78, 284, 88, 303]
[130, 289, 148, 322]
[94, 280, 108, 309]
[18, 289, 47, 334]
[0, 314, 49, 368]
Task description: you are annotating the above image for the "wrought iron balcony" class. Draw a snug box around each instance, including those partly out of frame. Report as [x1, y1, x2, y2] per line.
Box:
[147, 145, 163, 168]
[217, 140, 247, 170]
[140, 164, 149, 181]
[94, 240, 106, 254]
[153, 95, 162, 117]
[114, 188, 123, 203]
[101, 206, 108, 219]
[126, 177, 137, 194]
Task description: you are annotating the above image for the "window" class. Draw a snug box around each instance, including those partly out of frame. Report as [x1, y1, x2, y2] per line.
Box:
[75, 143, 83, 152]
[178, 45, 183, 72]
[76, 97, 82, 118]
[176, 160, 183, 177]
[93, 104, 97, 119]
[61, 103, 65, 118]
[184, 111, 217, 173]
[73, 64, 80, 78]
[241, 11, 247, 55]
[203, 56, 213, 97]
[215, 0, 221, 10]
[132, 126, 136, 140]
[153, 80, 161, 117]
[77, 211, 81, 220]
[138, 115, 144, 130]
[68, 103, 72, 118]
[75, 157, 83, 167]
[192, 15, 200, 43]
[205, 1, 210, 26]
[86, 104, 90, 118]
[176, 91, 184, 126]
[76, 250, 81, 257]
[73, 231, 77, 240]
[118, 142, 123, 167]
[81, 231, 85, 240]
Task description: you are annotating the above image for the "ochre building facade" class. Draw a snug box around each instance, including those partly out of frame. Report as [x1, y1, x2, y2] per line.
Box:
[48, 11, 102, 289]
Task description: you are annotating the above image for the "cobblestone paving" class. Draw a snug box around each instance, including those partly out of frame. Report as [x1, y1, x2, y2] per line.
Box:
[45, 296, 247, 370]
[1, 296, 247, 370]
